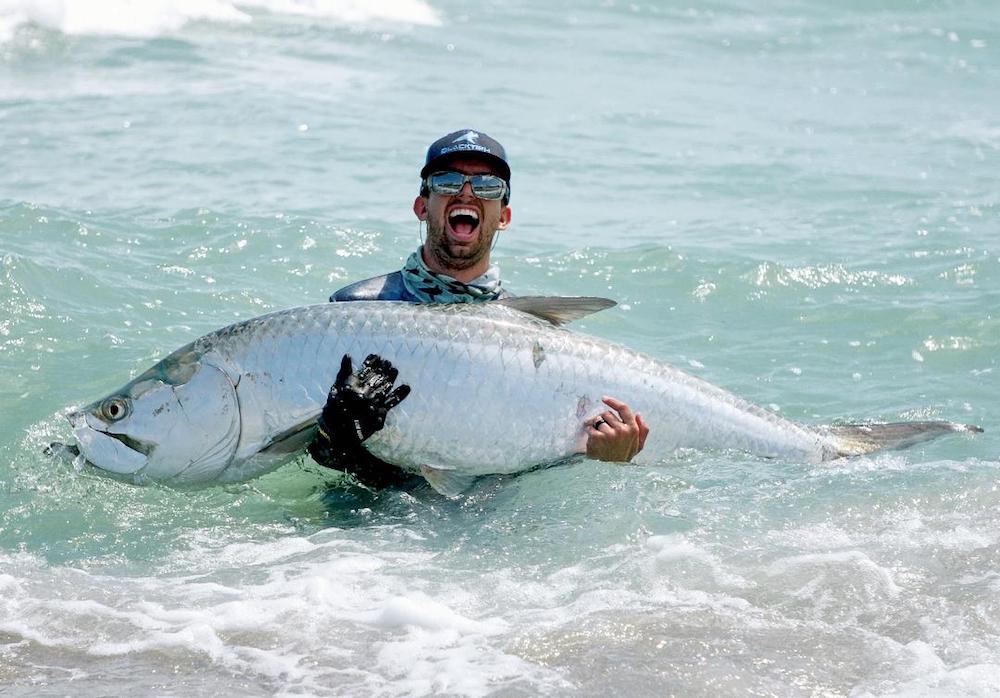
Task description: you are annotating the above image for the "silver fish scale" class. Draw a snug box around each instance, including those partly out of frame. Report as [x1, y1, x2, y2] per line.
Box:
[188, 302, 832, 478]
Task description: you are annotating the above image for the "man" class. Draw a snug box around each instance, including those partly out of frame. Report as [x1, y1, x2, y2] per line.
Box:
[310, 130, 648, 488]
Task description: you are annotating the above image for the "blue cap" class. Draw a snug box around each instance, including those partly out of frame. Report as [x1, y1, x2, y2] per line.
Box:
[420, 129, 511, 182]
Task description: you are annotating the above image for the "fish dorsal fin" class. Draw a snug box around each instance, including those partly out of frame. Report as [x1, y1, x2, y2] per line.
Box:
[495, 296, 616, 326]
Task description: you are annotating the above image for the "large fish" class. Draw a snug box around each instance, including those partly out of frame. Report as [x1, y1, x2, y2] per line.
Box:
[63, 298, 981, 493]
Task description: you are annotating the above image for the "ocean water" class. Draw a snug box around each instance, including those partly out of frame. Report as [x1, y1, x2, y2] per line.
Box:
[1, 0, 998, 694]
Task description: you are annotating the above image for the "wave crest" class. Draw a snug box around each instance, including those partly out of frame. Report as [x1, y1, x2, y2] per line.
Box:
[0, 0, 440, 42]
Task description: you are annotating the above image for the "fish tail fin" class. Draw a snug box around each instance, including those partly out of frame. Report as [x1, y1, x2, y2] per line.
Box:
[820, 421, 983, 458]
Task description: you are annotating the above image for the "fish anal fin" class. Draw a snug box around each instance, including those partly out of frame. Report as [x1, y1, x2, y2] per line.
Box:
[420, 464, 477, 498]
[496, 296, 616, 326]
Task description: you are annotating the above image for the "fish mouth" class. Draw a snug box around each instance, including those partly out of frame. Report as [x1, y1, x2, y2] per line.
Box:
[446, 205, 481, 243]
[68, 411, 151, 476]
[107, 431, 155, 456]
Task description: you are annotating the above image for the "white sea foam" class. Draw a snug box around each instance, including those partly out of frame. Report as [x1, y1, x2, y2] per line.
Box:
[760, 549, 903, 628]
[369, 600, 536, 697]
[0, 12, 18, 41]
[646, 533, 752, 589]
[369, 593, 505, 635]
[0, 0, 250, 39]
[766, 550, 901, 598]
[0, 0, 439, 41]
[0, 539, 553, 695]
[853, 655, 1000, 698]
[239, 0, 440, 26]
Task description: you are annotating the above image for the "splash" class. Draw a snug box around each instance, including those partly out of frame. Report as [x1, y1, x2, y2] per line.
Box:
[0, 0, 250, 39]
[240, 0, 440, 26]
[0, 0, 440, 41]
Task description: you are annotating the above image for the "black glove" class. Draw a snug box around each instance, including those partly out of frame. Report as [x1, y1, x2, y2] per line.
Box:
[320, 353, 410, 443]
[308, 354, 411, 487]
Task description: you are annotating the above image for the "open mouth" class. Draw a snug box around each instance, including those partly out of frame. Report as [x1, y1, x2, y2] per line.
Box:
[447, 207, 480, 241]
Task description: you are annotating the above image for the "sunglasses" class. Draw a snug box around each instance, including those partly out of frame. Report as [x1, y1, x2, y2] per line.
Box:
[424, 171, 508, 200]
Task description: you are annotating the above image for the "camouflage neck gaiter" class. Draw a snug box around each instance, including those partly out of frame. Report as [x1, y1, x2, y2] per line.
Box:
[401, 247, 503, 303]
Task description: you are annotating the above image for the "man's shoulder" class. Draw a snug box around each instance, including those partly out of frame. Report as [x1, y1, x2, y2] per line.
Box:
[330, 271, 416, 302]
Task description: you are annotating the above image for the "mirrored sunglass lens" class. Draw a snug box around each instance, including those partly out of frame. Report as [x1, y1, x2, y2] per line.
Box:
[429, 172, 464, 193]
[470, 176, 505, 199]
[428, 172, 506, 199]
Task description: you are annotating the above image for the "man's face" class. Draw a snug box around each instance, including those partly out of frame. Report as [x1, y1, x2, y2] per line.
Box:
[414, 156, 511, 275]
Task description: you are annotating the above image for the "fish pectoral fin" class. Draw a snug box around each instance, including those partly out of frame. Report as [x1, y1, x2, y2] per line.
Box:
[259, 419, 319, 456]
[495, 296, 616, 326]
[419, 464, 477, 498]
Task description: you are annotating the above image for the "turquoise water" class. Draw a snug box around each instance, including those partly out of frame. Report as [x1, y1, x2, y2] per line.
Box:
[2, 1, 998, 695]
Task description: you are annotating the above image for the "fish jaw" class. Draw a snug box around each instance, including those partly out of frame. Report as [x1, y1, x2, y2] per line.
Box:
[69, 410, 149, 475]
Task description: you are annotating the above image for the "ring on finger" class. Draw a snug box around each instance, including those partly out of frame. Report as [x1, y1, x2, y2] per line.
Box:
[593, 419, 607, 429]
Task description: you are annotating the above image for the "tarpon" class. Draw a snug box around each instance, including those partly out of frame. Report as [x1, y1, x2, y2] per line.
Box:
[63, 298, 982, 494]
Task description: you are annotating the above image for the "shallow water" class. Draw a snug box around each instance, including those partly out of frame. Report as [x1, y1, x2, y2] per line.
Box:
[1, 1, 998, 695]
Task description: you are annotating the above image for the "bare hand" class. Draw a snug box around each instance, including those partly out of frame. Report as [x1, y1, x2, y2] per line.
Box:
[584, 396, 649, 463]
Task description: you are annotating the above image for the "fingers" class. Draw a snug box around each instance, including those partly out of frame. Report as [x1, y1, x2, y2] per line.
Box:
[384, 384, 411, 410]
[635, 413, 649, 453]
[588, 403, 624, 425]
[368, 358, 399, 399]
[584, 397, 646, 462]
[349, 355, 389, 393]
[361, 355, 393, 379]
[586, 411, 622, 436]
[357, 355, 379, 384]
[337, 353, 408, 405]
[586, 418, 606, 435]
[335, 354, 354, 387]
[601, 396, 635, 425]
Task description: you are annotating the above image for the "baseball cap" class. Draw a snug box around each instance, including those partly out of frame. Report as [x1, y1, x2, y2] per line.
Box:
[420, 129, 511, 182]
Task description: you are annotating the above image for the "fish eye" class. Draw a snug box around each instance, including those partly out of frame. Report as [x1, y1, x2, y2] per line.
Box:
[99, 397, 131, 422]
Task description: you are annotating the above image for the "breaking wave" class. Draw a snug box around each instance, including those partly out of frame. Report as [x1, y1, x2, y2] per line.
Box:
[0, 0, 440, 42]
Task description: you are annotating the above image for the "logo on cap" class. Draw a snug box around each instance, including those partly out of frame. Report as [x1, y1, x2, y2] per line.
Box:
[452, 131, 480, 145]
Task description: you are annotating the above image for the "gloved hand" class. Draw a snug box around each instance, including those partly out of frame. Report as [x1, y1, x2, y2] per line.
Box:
[308, 354, 410, 471]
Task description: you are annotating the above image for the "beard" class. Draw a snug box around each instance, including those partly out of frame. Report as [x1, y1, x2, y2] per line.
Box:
[424, 217, 495, 273]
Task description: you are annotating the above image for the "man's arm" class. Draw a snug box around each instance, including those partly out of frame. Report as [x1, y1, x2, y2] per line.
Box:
[308, 354, 416, 489]
[583, 397, 649, 462]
